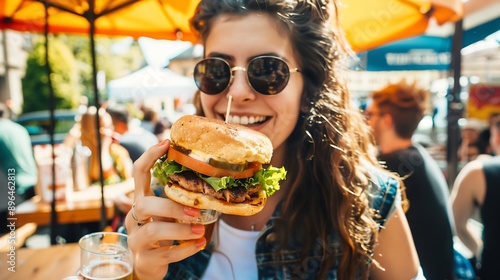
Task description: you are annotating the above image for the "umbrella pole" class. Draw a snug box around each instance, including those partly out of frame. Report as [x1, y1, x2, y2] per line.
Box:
[446, 19, 464, 188]
[87, 2, 107, 231]
[44, 1, 59, 245]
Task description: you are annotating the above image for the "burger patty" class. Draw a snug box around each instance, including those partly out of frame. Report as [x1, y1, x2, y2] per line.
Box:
[169, 171, 261, 203]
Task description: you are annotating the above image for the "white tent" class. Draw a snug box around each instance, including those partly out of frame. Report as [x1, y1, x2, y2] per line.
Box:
[137, 37, 193, 69]
[107, 66, 197, 102]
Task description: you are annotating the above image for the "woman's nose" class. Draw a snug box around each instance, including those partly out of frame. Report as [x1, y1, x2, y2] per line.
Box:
[227, 69, 257, 102]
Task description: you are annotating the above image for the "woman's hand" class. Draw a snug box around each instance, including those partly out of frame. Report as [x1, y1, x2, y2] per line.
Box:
[125, 140, 207, 280]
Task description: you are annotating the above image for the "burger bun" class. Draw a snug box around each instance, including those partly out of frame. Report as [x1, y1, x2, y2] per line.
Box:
[170, 115, 273, 164]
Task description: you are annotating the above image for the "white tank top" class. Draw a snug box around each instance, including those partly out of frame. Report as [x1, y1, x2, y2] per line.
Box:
[202, 219, 261, 280]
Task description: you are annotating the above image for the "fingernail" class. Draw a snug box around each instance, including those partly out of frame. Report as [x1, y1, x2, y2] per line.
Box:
[195, 237, 207, 249]
[159, 139, 169, 146]
[191, 224, 205, 234]
[184, 207, 199, 217]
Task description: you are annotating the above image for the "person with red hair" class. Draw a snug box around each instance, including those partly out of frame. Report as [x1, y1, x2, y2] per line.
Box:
[365, 80, 456, 279]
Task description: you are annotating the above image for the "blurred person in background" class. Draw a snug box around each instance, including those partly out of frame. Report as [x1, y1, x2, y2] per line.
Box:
[477, 112, 500, 157]
[140, 105, 171, 141]
[106, 105, 158, 162]
[458, 119, 486, 163]
[4, 99, 18, 120]
[0, 102, 38, 234]
[80, 106, 134, 231]
[139, 106, 158, 133]
[153, 118, 171, 142]
[366, 80, 456, 280]
[79, 106, 132, 184]
[62, 96, 89, 150]
[451, 116, 500, 279]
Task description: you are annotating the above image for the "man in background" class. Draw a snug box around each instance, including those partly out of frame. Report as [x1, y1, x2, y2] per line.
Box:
[0, 102, 38, 234]
[451, 116, 500, 279]
[106, 105, 158, 162]
[365, 80, 455, 280]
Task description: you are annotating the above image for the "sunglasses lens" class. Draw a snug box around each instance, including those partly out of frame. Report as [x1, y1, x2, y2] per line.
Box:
[194, 59, 231, 95]
[248, 57, 290, 95]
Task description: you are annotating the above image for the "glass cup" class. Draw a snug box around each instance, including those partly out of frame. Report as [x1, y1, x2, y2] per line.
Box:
[79, 232, 133, 280]
[177, 209, 220, 245]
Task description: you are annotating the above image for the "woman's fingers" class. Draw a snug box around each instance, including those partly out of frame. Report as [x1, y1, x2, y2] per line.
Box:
[133, 139, 170, 199]
[127, 217, 207, 279]
[124, 196, 200, 233]
[125, 139, 208, 279]
[133, 240, 206, 279]
[128, 220, 206, 249]
[136, 196, 200, 222]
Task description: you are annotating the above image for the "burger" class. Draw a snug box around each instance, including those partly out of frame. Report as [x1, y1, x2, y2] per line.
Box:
[153, 115, 286, 216]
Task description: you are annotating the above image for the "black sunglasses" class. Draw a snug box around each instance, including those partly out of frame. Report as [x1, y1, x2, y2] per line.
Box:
[193, 56, 300, 95]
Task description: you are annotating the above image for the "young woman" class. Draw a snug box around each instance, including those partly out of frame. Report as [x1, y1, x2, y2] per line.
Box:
[125, 1, 421, 279]
[79, 106, 132, 184]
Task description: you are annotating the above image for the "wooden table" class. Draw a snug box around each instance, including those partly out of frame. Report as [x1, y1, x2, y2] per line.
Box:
[0, 243, 80, 280]
[15, 179, 134, 227]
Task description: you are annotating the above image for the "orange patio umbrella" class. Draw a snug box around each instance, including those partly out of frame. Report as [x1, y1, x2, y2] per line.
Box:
[0, 0, 463, 52]
[338, 0, 463, 52]
[0, 0, 199, 41]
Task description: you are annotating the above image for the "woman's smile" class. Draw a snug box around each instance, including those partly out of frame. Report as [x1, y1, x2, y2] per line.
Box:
[201, 13, 303, 151]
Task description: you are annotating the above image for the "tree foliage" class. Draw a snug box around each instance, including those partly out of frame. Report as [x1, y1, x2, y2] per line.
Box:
[21, 34, 144, 113]
[22, 35, 80, 113]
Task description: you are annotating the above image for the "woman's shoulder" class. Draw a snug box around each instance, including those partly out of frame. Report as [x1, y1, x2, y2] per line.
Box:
[365, 165, 400, 225]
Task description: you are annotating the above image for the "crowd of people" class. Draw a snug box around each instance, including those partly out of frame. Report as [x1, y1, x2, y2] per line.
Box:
[451, 117, 500, 280]
[365, 80, 456, 279]
[364, 80, 500, 280]
[0, 100, 168, 238]
[1, 0, 499, 279]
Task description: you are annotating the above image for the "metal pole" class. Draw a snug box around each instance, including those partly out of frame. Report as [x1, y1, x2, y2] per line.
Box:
[446, 19, 464, 188]
[87, 0, 107, 231]
[44, 1, 59, 245]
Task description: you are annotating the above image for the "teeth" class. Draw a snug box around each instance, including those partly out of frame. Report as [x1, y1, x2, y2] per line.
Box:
[226, 115, 266, 125]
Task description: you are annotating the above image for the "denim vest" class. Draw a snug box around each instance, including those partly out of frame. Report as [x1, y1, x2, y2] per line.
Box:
[163, 171, 399, 280]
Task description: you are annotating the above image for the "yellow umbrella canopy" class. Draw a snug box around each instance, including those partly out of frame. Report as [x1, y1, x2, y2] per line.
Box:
[0, 0, 200, 41]
[338, 0, 463, 52]
[0, 0, 463, 52]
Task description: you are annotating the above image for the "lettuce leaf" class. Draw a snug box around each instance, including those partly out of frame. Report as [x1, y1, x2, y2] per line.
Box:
[152, 158, 286, 197]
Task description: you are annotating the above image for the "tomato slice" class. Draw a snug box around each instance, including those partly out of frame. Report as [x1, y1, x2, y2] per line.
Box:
[167, 147, 261, 179]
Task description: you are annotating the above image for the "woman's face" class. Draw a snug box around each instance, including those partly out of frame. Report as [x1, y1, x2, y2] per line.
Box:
[200, 13, 304, 161]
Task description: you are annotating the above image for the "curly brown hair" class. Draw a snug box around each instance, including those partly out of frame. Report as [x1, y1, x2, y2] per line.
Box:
[191, 1, 384, 279]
